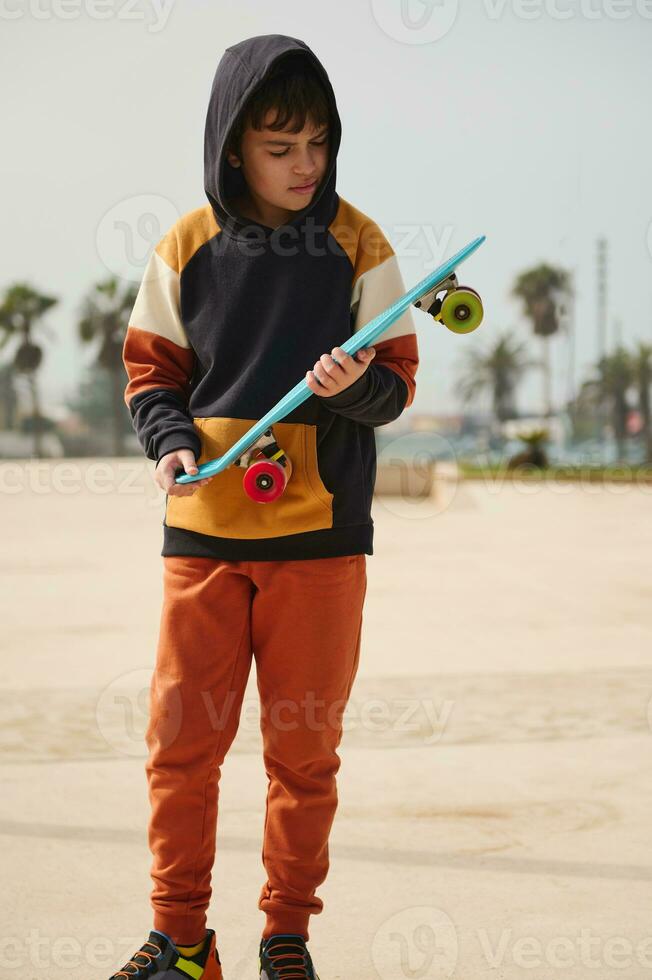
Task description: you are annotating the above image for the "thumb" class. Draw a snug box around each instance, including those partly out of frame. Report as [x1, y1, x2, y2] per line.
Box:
[362, 347, 376, 358]
[178, 449, 198, 475]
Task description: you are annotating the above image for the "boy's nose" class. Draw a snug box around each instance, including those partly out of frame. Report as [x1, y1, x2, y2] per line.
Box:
[293, 147, 319, 172]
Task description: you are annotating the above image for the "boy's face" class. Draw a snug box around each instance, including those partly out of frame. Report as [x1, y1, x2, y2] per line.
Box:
[226, 108, 330, 225]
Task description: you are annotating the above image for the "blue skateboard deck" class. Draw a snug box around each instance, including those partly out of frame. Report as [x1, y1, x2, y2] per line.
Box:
[176, 234, 486, 484]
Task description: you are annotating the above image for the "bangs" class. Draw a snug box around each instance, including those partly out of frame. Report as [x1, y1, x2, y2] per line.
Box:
[227, 53, 331, 155]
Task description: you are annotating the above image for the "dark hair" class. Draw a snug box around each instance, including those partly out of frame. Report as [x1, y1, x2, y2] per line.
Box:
[226, 52, 331, 160]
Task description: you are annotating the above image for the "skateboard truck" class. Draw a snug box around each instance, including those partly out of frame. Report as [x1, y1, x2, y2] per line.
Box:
[413, 273, 483, 333]
[234, 426, 293, 503]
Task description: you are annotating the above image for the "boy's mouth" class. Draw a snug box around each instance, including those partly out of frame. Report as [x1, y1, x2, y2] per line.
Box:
[290, 179, 318, 195]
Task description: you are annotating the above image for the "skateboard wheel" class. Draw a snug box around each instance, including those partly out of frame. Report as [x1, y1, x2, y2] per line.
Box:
[243, 458, 289, 503]
[441, 287, 483, 334]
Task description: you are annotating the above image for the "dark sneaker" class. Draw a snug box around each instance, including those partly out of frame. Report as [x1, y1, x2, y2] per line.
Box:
[259, 934, 320, 980]
[109, 928, 223, 979]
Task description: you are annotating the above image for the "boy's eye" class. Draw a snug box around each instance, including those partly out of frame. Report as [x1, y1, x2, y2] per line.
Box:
[270, 138, 328, 158]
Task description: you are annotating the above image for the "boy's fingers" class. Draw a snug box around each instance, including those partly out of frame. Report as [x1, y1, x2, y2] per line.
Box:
[160, 469, 175, 492]
[155, 450, 212, 493]
[320, 352, 344, 375]
[169, 484, 196, 496]
[178, 449, 199, 475]
[166, 474, 212, 493]
[170, 450, 203, 488]
[354, 346, 375, 362]
[331, 347, 352, 367]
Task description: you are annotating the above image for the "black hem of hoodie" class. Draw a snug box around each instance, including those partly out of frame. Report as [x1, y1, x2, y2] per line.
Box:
[161, 523, 373, 561]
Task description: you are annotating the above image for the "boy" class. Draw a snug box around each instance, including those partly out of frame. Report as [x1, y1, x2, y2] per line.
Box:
[114, 33, 418, 980]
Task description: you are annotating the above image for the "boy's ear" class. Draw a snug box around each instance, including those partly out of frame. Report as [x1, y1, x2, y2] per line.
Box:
[226, 151, 241, 168]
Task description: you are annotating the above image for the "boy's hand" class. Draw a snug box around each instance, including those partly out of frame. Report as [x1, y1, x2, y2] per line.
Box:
[155, 448, 213, 497]
[306, 346, 376, 398]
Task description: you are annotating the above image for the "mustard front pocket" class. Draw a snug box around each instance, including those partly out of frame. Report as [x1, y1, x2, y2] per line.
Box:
[165, 417, 334, 540]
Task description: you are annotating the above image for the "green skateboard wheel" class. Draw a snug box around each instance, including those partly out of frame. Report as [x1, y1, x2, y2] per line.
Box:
[440, 287, 483, 334]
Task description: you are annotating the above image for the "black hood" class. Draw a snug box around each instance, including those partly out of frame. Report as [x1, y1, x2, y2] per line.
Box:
[203, 34, 342, 242]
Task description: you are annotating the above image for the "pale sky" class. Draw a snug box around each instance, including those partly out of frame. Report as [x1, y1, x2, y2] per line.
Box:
[2, 0, 650, 418]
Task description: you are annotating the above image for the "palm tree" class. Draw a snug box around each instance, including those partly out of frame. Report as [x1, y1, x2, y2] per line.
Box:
[512, 264, 573, 419]
[455, 329, 540, 425]
[631, 342, 652, 464]
[78, 277, 138, 456]
[0, 283, 58, 458]
[0, 363, 18, 430]
[594, 347, 634, 461]
[507, 428, 550, 470]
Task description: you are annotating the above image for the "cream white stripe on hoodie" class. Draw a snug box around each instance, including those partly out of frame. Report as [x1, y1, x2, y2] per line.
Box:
[128, 249, 190, 350]
[350, 253, 417, 343]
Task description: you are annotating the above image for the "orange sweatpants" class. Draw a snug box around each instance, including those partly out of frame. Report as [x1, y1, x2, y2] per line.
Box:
[144, 553, 367, 944]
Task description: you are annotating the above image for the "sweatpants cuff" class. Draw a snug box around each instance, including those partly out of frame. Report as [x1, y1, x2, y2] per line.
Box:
[153, 911, 207, 946]
[262, 911, 310, 941]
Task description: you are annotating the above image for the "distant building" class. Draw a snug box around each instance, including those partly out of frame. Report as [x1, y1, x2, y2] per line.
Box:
[400, 413, 493, 436]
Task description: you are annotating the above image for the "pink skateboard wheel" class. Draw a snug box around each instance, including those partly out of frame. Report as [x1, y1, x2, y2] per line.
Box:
[243, 458, 288, 503]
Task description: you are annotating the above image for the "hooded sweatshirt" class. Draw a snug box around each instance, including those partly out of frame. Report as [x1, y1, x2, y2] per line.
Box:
[123, 34, 419, 561]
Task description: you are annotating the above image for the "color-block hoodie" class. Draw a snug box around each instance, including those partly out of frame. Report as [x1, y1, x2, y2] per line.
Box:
[123, 34, 419, 561]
